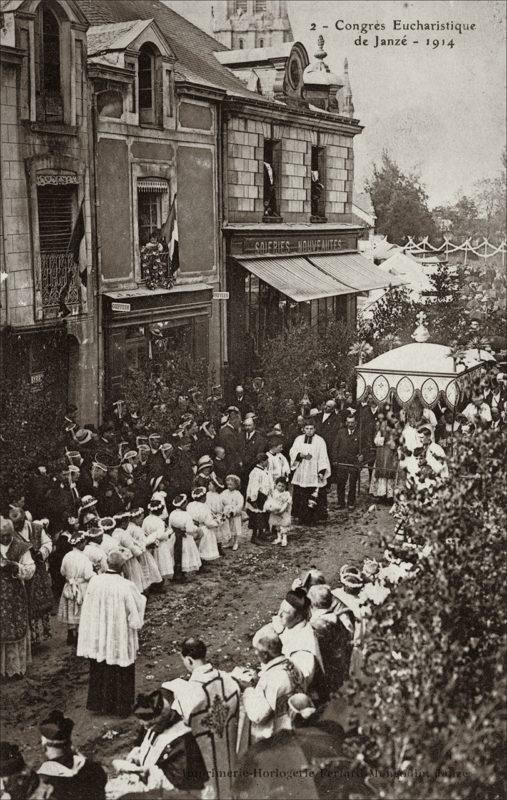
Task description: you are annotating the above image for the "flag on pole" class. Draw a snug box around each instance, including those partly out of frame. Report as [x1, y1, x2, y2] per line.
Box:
[67, 200, 87, 288]
[161, 193, 179, 275]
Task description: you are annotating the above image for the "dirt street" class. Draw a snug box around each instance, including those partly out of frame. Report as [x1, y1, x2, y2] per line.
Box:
[0, 492, 393, 775]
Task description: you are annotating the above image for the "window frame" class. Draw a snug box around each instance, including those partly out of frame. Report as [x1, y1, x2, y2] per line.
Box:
[263, 138, 282, 221]
[310, 145, 327, 221]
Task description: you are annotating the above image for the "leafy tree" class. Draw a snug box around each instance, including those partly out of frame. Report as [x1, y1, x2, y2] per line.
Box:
[433, 195, 481, 240]
[473, 149, 506, 241]
[343, 426, 506, 800]
[360, 287, 418, 355]
[123, 351, 211, 434]
[0, 371, 66, 501]
[258, 320, 358, 423]
[366, 151, 439, 245]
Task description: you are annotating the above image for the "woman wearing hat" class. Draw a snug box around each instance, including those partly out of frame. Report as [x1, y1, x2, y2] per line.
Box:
[58, 531, 94, 647]
[107, 689, 208, 797]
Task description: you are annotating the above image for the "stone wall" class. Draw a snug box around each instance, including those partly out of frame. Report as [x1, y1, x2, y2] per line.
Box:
[226, 114, 355, 223]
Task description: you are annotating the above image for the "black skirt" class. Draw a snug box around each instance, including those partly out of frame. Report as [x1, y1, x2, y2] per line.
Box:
[87, 659, 135, 717]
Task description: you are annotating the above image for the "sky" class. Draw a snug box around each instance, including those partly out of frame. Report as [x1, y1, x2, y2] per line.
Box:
[164, 0, 506, 207]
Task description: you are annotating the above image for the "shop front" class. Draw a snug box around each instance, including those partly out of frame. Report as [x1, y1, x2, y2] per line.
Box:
[224, 224, 397, 382]
[103, 284, 212, 403]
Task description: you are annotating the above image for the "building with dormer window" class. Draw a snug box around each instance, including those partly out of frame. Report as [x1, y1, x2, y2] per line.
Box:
[0, 0, 96, 419]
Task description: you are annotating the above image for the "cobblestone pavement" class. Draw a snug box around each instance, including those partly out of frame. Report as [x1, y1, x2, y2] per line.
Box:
[1, 487, 394, 771]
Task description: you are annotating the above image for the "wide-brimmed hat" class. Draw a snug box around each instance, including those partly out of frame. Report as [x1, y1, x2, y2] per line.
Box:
[191, 486, 207, 500]
[100, 517, 115, 532]
[150, 475, 164, 493]
[225, 474, 241, 489]
[80, 495, 98, 511]
[147, 499, 164, 513]
[69, 531, 87, 546]
[197, 455, 214, 469]
[172, 494, 187, 508]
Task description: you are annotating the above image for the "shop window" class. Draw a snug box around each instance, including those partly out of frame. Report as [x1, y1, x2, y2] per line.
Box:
[311, 145, 327, 220]
[138, 43, 162, 125]
[35, 1, 64, 123]
[263, 139, 281, 219]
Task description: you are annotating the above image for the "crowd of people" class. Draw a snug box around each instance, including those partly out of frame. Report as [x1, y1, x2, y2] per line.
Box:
[1, 366, 505, 798]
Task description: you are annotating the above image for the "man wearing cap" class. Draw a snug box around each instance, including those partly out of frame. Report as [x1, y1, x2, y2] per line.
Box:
[289, 422, 331, 524]
[47, 460, 81, 532]
[240, 625, 304, 742]
[272, 588, 324, 696]
[24, 457, 52, 520]
[332, 413, 363, 510]
[36, 709, 107, 799]
[171, 435, 196, 499]
[108, 689, 208, 796]
[163, 637, 241, 800]
[77, 550, 146, 717]
[233, 384, 252, 419]
[195, 420, 217, 460]
[0, 517, 35, 679]
[147, 433, 164, 479]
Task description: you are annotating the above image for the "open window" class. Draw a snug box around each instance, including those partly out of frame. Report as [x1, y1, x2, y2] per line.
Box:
[138, 43, 162, 125]
[35, 1, 64, 122]
[263, 139, 281, 220]
[311, 145, 327, 220]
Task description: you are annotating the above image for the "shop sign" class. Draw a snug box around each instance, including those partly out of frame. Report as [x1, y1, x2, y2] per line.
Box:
[111, 302, 131, 312]
[212, 291, 229, 300]
[231, 232, 356, 257]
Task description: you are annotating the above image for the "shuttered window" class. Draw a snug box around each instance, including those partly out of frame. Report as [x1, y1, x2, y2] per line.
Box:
[37, 184, 74, 252]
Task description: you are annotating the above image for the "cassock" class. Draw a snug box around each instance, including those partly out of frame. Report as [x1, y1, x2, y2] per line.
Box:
[163, 663, 241, 800]
[36, 754, 107, 800]
[77, 570, 146, 717]
[289, 434, 330, 523]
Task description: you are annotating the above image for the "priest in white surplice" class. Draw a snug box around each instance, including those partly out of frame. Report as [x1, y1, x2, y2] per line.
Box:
[163, 637, 240, 800]
[289, 421, 331, 524]
[77, 550, 146, 717]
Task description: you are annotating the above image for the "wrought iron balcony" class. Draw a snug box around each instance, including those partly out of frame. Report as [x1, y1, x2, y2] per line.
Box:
[40, 252, 82, 318]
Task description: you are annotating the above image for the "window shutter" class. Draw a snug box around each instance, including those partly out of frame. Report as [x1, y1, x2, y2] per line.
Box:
[37, 185, 74, 252]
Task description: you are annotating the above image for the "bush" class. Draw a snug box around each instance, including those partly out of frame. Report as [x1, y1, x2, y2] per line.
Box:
[123, 351, 211, 433]
[258, 320, 358, 423]
[343, 427, 507, 800]
[0, 370, 66, 500]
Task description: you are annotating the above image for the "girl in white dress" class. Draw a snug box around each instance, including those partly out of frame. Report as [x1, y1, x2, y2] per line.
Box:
[142, 501, 174, 580]
[58, 531, 94, 646]
[128, 508, 162, 592]
[206, 476, 231, 550]
[187, 487, 220, 562]
[168, 496, 202, 574]
[264, 477, 292, 547]
[112, 512, 145, 593]
[221, 474, 244, 551]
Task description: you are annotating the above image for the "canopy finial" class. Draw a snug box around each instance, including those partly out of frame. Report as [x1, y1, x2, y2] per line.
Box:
[412, 311, 430, 343]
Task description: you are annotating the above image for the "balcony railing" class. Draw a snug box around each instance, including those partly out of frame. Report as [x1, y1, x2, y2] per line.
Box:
[40, 252, 82, 318]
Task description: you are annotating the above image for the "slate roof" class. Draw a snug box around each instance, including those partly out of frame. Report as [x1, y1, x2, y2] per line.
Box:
[78, 0, 257, 98]
[87, 19, 155, 57]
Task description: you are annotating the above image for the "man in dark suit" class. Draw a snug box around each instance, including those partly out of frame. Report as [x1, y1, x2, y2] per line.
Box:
[332, 413, 363, 510]
[241, 416, 267, 489]
[313, 400, 341, 517]
[217, 407, 244, 476]
[356, 397, 378, 482]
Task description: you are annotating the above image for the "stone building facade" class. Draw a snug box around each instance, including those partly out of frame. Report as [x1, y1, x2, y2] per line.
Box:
[212, 0, 292, 50]
[0, 0, 97, 421]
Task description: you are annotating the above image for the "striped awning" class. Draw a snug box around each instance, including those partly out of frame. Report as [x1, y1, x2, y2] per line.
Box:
[307, 253, 404, 291]
[232, 255, 352, 302]
[137, 178, 169, 193]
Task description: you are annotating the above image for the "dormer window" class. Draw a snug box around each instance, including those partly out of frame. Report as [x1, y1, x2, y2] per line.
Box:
[138, 44, 155, 123]
[35, 1, 64, 122]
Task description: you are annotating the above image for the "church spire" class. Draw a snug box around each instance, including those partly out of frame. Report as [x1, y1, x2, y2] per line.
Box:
[342, 57, 355, 118]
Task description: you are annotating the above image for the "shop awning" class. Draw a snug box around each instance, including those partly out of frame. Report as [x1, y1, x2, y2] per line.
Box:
[232, 255, 352, 302]
[307, 253, 404, 291]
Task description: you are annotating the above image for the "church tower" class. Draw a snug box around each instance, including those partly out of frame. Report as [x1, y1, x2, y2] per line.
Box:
[211, 0, 293, 50]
